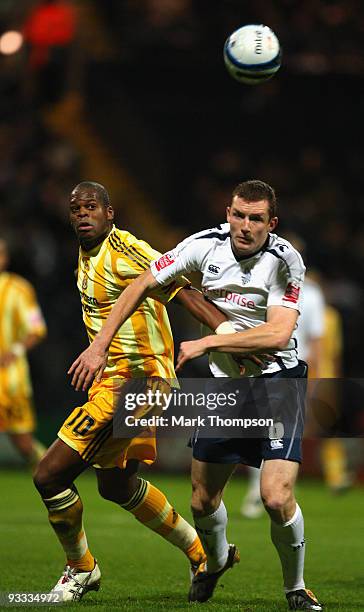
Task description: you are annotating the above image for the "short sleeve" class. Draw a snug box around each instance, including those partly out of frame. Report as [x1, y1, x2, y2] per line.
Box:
[114, 235, 190, 305]
[267, 248, 305, 312]
[16, 281, 47, 338]
[150, 234, 204, 286]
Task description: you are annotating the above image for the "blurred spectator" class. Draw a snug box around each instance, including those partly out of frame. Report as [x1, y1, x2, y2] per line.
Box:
[23, 0, 77, 104]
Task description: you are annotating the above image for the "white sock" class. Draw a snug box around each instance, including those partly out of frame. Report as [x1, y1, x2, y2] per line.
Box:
[247, 465, 261, 498]
[270, 503, 306, 593]
[194, 501, 229, 573]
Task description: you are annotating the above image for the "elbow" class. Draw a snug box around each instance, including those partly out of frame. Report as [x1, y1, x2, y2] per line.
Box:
[273, 332, 291, 351]
[275, 339, 289, 351]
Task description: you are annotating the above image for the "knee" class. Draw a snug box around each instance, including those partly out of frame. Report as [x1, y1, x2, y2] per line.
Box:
[33, 458, 52, 495]
[33, 456, 64, 497]
[261, 482, 293, 514]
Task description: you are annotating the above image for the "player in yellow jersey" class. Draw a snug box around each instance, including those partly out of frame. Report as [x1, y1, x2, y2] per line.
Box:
[33, 181, 232, 602]
[304, 273, 356, 492]
[0, 238, 47, 469]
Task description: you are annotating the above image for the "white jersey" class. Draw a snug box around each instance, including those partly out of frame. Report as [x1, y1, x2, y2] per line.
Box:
[150, 223, 305, 377]
[296, 278, 325, 361]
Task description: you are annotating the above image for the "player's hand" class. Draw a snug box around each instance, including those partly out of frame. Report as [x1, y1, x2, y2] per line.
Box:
[233, 353, 276, 375]
[68, 345, 108, 391]
[176, 339, 207, 372]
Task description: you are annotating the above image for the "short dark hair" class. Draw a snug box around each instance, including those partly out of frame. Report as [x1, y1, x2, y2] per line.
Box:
[73, 181, 111, 207]
[232, 180, 277, 219]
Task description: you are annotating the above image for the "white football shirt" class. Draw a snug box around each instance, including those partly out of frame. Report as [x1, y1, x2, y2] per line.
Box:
[296, 278, 325, 361]
[150, 223, 305, 377]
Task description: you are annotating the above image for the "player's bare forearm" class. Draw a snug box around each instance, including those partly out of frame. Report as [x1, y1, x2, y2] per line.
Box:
[176, 307, 298, 370]
[23, 332, 46, 352]
[203, 323, 288, 353]
[173, 286, 227, 330]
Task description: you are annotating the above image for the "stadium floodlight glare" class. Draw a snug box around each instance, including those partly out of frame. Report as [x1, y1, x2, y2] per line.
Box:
[0, 30, 23, 55]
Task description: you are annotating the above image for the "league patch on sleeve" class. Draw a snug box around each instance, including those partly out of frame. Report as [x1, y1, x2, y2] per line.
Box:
[283, 282, 300, 303]
[154, 252, 175, 272]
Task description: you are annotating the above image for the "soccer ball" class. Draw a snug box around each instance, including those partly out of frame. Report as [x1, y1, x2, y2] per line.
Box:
[223, 24, 281, 85]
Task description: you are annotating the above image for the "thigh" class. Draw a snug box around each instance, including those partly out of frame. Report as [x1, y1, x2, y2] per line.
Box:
[261, 458, 299, 495]
[58, 377, 169, 469]
[191, 457, 236, 499]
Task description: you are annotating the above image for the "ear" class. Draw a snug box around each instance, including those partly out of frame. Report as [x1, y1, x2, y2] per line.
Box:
[269, 216, 278, 231]
[107, 206, 114, 221]
[226, 206, 231, 222]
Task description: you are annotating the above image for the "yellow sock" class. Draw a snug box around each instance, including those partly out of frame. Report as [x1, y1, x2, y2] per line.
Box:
[321, 439, 348, 489]
[121, 478, 206, 566]
[43, 487, 95, 571]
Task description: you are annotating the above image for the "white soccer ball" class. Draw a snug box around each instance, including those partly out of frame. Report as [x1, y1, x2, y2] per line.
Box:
[223, 24, 281, 85]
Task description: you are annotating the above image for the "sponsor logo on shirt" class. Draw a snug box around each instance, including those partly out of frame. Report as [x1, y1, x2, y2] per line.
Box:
[283, 282, 300, 304]
[155, 253, 175, 272]
[203, 288, 255, 309]
[208, 264, 220, 274]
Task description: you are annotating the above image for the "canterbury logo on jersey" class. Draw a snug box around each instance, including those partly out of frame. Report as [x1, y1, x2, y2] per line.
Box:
[208, 264, 220, 274]
[283, 282, 300, 303]
[270, 439, 284, 450]
[154, 253, 175, 271]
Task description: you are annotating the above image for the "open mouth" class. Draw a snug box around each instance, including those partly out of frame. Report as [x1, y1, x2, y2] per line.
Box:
[77, 223, 94, 232]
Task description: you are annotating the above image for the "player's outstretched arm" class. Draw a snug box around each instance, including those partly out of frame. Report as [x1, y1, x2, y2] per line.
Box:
[68, 269, 159, 391]
[176, 306, 298, 371]
[173, 286, 228, 330]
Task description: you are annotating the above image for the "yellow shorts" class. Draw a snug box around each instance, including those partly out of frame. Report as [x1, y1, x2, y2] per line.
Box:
[58, 377, 171, 469]
[0, 391, 35, 434]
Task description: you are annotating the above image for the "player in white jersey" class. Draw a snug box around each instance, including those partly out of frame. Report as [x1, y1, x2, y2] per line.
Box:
[296, 277, 325, 368]
[69, 180, 323, 611]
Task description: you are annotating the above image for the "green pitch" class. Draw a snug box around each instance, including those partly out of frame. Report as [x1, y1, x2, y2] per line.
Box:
[1, 469, 363, 611]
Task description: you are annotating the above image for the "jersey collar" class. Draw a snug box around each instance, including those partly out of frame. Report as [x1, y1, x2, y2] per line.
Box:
[80, 225, 115, 257]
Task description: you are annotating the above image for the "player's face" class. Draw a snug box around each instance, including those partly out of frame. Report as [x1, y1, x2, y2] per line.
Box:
[69, 188, 114, 249]
[227, 196, 278, 257]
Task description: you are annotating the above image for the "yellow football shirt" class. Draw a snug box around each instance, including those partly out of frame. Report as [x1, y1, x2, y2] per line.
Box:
[0, 272, 47, 397]
[320, 305, 342, 378]
[77, 226, 186, 380]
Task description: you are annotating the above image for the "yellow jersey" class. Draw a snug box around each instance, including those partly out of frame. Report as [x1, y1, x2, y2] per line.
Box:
[320, 305, 342, 378]
[77, 226, 186, 380]
[0, 272, 46, 397]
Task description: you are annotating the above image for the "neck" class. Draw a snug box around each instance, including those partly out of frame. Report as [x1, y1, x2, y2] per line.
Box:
[79, 228, 111, 252]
